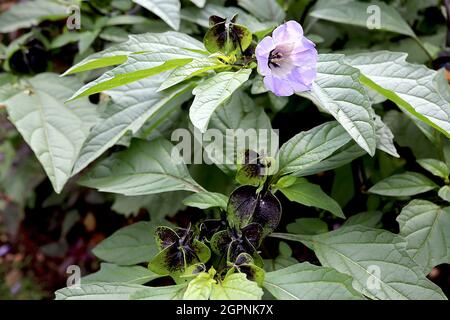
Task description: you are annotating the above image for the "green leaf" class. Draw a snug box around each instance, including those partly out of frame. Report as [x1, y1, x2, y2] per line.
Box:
[438, 186, 450, 202]
[278, 121, 352, 176]
[190, 0, 206, 8]
[309, 0, 415, 37]
[268, 94, 289, 112]
[250, 75, 267, 94]
[159, 58, 226, 91]
[133, 0, 181, 30]
[274, 175, 297, 189]
[68, 51, 200, 100]
[208, 90, 273, 175]
[269, 233, 315, 250]
[301, 54, 376, 156]
[286, 218, 328, 235]
[292, 143, 366, 177]
[0, 0, 69, 33]
[345, 51, 450, 138]
[264, 262, 364, 300]
[190, 69, 252, 133]
[78, 31, 101, 55]
[279, 178, 345, 218]
[311, 226, 446, 300]
[72, 75, 193, 175]
[0, 156, 45, 207]
[83, 263, 161, 285]
[237, 0, 285, 23]
[0, 141, 14, 181]
[397, 200, 450, 274]
[183, 191, 228, 210]
[0, 73, 16, 87]
[57, 282, 188, 300]
[92, 221, 159, 265]
[183, 271, 216, 300]
[63, 32, 205, 75]
[50, 32, 84, 50]
[210, 273, 263, 300]
[264, 242, 298, 272]
[130, 284, 187, 300]
[1, 73, 98, 193]
[112, 192, 187, 219]
[343, 211, 383, 228]
[369, 172, 438, 197]
[99, 27, 130, 43]
[111, 1, 135, 11]
[2, 32, 34, 70]
[374, 115, 399, 158]
[181, 269, 263, 300]
[55, 283, 149, 300]
[331, 165, 354, 207]
[106, 15, 151, 26]
[384, 110, 439, 159]
[417, 159, 449, 179]
[392, 107, 439, 147]
[80, 138, 203, 196]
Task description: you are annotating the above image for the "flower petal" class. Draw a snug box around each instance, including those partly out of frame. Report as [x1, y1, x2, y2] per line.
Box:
[300, 67, 317, 86]
[257, 55, 272, 76]
[264, 75, 294, 96]
[287, 68, 315, 93]
[272, 20, 304, 44]
[255, 36, 275, 57]
[292, 37, 316, 55]
[291, 47, 318, 67]
[256, 36, 275, 76]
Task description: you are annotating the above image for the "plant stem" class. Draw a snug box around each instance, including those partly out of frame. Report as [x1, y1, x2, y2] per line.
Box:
[445, 0, 450, 47]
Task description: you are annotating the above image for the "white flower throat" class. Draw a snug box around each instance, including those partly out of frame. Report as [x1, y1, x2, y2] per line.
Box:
[268, 43, 295, 77]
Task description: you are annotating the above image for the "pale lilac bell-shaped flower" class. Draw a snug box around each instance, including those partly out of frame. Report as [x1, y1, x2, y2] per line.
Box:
[256, 21, 318, 96]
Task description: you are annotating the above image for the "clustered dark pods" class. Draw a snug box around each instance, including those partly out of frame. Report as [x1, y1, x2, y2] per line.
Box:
[150, 183, 282, 283]
[148, 225, 211, 275]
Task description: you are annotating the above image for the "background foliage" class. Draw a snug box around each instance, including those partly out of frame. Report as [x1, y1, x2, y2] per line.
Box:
[0, 0, 449, 300]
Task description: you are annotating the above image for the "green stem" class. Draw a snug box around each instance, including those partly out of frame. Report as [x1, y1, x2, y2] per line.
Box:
[444, 0, 450, 47]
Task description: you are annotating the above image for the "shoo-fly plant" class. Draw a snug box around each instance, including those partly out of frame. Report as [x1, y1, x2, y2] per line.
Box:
[0, 0, 449, 301]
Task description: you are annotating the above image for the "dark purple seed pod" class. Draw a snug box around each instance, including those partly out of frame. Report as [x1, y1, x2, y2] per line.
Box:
[227, 185, 282, 236]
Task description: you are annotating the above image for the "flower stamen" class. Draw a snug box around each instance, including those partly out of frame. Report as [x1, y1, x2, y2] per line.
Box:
[268, 49, 283, 69]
